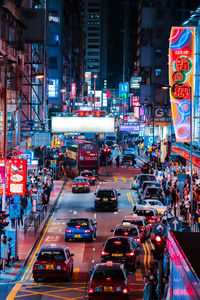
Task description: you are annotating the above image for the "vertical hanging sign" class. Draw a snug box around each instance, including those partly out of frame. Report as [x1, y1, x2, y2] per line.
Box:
[6, 159, 27, 196]
[169, 27, 196, 142]
[71, 82, 76, 99]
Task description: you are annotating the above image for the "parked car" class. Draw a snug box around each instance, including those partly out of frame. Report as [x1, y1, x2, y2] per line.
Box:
[138, 181, 161, 199]
[94, 188, 120, 211]
[137, 174, 156, 190]
[141, 199, 167, 215]
[65, 218, 97, 242]
[33, 246, 74, 282]
[80, 170, 97, 185]
[88, 262, 130, 299]
[72, 176, 90, 193]
[111, 223, 141, 245]
[142, 186, 165, 203]
[101, 236, 140, 271]
[131, 175, 139, 190]
[122, 215, 151, 242]
[133, 206, 159, 229]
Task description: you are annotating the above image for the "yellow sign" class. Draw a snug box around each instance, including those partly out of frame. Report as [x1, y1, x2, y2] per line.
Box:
[171, 162, 178, 166]
[50, 160, 56, 164]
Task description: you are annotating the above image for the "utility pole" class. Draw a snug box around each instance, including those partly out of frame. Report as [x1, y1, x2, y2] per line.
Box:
[2, 63, 7, 212]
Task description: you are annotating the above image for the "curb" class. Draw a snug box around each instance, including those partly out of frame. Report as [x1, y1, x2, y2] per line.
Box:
[12, 179, 67, 282]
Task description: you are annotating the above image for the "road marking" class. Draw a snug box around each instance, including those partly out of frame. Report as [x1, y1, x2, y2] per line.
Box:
[122, 177, 127, 182]
[142, 242, 148, 275]
[146, 241, 151, 268]
[127, 192, 134, 207]
[92, 259, 94, 263]
[94, 213, 96, 219]
[45, 236, 59, 242]
[114, 211, 118, 214]
[130, 177, 134, 181]
[135, 268, 143, 281]
[73, 211, 77, 215]
[72, 268, 79, 280]
[113, 176, 118, 181]
[6, 189, 65, 300]
[93, 248, 95, 251]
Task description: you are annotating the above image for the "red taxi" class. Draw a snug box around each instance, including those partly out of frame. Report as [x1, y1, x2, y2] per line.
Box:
[72, 176, 90, 193]
[33, 246, 74, 282]
[111, 223, 141, 245]
[122, 215, 151, 242]
[88, 262, 130, 299]
[133, 206, 159, 229]
[80, 170, 97, 185]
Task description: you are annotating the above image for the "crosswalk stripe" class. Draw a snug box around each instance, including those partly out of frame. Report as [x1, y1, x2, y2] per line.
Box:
[72, 268, 79, 280]
[113, 176, 118, 181]
[121, 177, 127, 182]
[130, 177, 134, 181]
[135, 268, 143, 281]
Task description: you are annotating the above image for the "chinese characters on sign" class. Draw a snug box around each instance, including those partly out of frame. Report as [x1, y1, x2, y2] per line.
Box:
[169, 27, 195, 142]
[6, 159, 27, 196]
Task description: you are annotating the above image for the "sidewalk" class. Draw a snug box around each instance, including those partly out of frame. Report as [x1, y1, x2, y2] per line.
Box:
[0, 180, 65, 282]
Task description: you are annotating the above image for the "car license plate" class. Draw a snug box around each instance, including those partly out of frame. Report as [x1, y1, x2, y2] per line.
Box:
[75, 234, 81, 238]
[46, 265, 54, 270]
[78, 185, 82, 187]
[112, 253, 123, 257]
[104, 286, 112, 292]
[103, 198, 108, 201]
[152, 196, 158, 199]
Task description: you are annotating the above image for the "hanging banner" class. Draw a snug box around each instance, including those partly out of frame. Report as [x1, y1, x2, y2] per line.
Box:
[169, 27, 196, 142]
[0, 159, 4, 195]
[6, 159, 27, 196]
[71, 82, 76, 99]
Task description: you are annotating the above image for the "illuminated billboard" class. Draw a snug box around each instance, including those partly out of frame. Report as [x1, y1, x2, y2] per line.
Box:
[169, 27, 196, 142]
[51, 117, 115, 133]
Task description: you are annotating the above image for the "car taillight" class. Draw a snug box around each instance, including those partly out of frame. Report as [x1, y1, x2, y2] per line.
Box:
[150, 219, 155, 223]
[136, 238, 140, 242]
[33, 265, 37, 270]
[62, 266, 67, 271]
[76, 226, 81, 230]
[101, 250, 109, 255]
[111, 197, 117, 200]
[92, 177, 95, 180]
[88, 288, 94, 294]
[123, 287, 128, 294]
[85, 229, 91, 233]
[126, 251, 135, 256]
[66, 229, 71, 233]
[95, 197, 100, 200]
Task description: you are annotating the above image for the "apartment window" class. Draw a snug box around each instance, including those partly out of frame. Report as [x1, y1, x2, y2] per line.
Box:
[49, 34, 60, 46]
[88, 45, 99, 48]
[88, 39, 99, 43]
[88, 14, 100, 19]
[88, 66, 99, 69]
[88, 27, 100, 31]
[88, 9, 100, 12]
[155, 49, 162, 57]
[155, 69, 162, 77]
[88, 21, 100, 25]
[88, 52, 99, 55]
[88, 32, 99, 37]
[49, 57, 58, 69]
[88, 59, 99, 62]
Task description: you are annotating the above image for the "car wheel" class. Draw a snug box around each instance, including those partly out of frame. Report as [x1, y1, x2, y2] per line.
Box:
[33, 277, 38, 283]
[89, 234, 94, 242]
[65, 238, 69, 242]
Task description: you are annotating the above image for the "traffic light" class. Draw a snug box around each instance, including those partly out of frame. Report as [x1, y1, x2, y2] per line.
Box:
[152, 234, 165, 261]
[0, 211, 9, 231]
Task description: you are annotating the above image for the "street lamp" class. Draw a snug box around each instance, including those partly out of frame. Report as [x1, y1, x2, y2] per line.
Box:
[162, 85, 193, 215]
[93, 74, 98, 111]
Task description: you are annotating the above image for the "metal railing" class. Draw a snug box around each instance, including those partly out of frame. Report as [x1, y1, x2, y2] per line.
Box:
[24, 205, 47, 234]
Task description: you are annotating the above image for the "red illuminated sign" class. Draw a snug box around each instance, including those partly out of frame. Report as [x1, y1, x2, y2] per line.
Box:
[130, 95, 140, 107]
[71, 82, 76, 99]
[6, 159, 27, 196]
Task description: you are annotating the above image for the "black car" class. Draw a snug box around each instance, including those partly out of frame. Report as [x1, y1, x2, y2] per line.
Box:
[101, 236, 140, 271]
[94, 188, 120, 211]
[122, 154, 136, 166]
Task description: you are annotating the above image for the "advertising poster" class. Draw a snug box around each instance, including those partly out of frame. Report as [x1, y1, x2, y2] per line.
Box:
[71, 82, 76, 99]
[6, 159, 27, 196]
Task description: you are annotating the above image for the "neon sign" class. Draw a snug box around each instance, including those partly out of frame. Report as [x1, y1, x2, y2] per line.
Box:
[169, 27, 196, 142]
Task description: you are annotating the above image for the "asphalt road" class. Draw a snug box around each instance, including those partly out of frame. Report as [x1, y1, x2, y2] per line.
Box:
[5, 164, 154, 300]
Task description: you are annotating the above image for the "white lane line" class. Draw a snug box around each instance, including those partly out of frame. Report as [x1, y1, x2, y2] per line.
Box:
[114, 212, 118, 214]
[93, 248, 95, 251]
[59, 228, 62, 232]
[73, 211, 77, 215]
[62, 222, 65, 225]
[92, 260, 94, 263]
[94, 213, 96, 219]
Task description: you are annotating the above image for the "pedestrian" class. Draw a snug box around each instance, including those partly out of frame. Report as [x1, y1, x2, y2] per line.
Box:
[143, 275, 153, 300]
[18, 204, 24, 227]
[6, 238, 13, 267]
[42, 193, 48, 213]
[44, 183, 51, 203]
[21, 196, 28, 216]
[115, 155, 120, 167]
[1, 236, 9, 272]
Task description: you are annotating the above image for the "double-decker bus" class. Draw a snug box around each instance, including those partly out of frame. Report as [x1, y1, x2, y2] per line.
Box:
[65, 139, 99, 177]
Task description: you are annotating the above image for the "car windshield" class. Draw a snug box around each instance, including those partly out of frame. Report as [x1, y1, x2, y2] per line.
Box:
[74, 178, 88, 183]
[136, 210, 154, 216]
[115, 227, 138, 236]
[93, 270, 125, 280]
[67, 219, 89, 227]
[97, 190, 114, 198]
[38, 250, 65, 260]
[146, 188, 162, 196]
[81, 172, 93, 176]
[147, 200, 163, 206]
[141, 175, 155, 183]
[105, 239, 131, 253]
[143, 182, 160, 190]
[123, 220, 143, 226]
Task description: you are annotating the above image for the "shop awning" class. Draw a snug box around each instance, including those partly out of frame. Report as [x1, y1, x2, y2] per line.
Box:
[172, 144, 200, 168]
